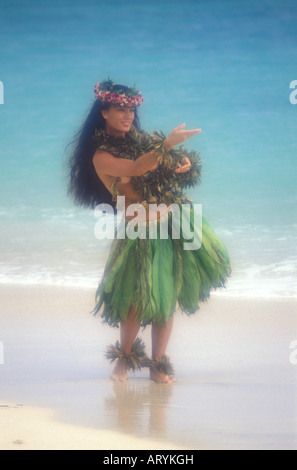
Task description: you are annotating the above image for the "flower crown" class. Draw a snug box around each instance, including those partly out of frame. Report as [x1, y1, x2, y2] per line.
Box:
[94, 79, 143, 107]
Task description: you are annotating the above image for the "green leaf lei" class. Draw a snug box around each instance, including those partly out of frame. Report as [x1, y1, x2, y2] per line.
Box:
[93, 126, 202, 209]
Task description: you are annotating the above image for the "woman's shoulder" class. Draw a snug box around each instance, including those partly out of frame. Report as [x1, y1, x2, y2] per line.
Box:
[93, 129, 126, 155]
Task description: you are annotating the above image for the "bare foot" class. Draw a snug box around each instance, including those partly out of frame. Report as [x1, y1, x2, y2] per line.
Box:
[110, 359, 127, 382]
[150, 369, 176, 384]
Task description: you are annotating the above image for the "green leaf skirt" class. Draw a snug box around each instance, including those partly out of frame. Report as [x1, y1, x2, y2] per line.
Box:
[93, 203, 231, 327]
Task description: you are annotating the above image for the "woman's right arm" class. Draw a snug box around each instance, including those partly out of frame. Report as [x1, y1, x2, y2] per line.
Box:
[92, 149, 159, 178]
[93, 124, 201, 179]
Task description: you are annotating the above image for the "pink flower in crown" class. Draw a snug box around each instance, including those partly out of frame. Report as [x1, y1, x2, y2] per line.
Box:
[94, 80, 143, 106]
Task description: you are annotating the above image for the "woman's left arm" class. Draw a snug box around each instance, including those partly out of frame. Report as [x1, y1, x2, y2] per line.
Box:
[138, 129, 202, 188]
[172, 148, 202, 189]
[175, 157, 192, 174]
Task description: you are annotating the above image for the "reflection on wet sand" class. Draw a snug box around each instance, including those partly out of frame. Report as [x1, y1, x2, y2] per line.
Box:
[105, 381, 173, 440]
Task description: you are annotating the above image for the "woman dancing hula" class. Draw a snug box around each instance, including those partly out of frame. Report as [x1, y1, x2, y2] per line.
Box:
[68, 78, 231, 384]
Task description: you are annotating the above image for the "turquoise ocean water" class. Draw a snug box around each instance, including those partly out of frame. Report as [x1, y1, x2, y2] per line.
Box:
[0, 0, 296, 298]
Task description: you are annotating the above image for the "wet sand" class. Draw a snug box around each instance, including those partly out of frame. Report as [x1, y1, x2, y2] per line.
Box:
[0, 284, 296, 450]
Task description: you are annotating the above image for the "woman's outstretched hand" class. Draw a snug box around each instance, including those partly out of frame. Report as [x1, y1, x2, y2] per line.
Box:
[164, 124, 201, 151]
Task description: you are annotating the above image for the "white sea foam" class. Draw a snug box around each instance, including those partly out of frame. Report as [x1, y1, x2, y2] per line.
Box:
[0, 227, 296, 299]
[1, 202, 296, 299]
[0, 269, 100, 290]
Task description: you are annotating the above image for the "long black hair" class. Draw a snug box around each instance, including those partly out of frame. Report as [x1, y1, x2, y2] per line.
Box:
[67, 86, 141, 209]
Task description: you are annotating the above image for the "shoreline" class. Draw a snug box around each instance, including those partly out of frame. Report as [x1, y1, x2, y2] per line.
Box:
[0, 284, 296, 450]
[0, 279, 296, 300]
[0, 403, 189, 451]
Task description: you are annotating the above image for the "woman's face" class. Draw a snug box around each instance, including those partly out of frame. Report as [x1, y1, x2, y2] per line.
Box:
[101, 105, 135, 136]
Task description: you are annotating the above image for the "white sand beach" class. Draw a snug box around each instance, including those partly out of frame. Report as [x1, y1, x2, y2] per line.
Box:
[0, 284, 296, 450]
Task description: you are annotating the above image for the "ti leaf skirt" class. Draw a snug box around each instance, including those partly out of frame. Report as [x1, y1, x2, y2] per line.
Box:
[93, 203, 231, 327]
